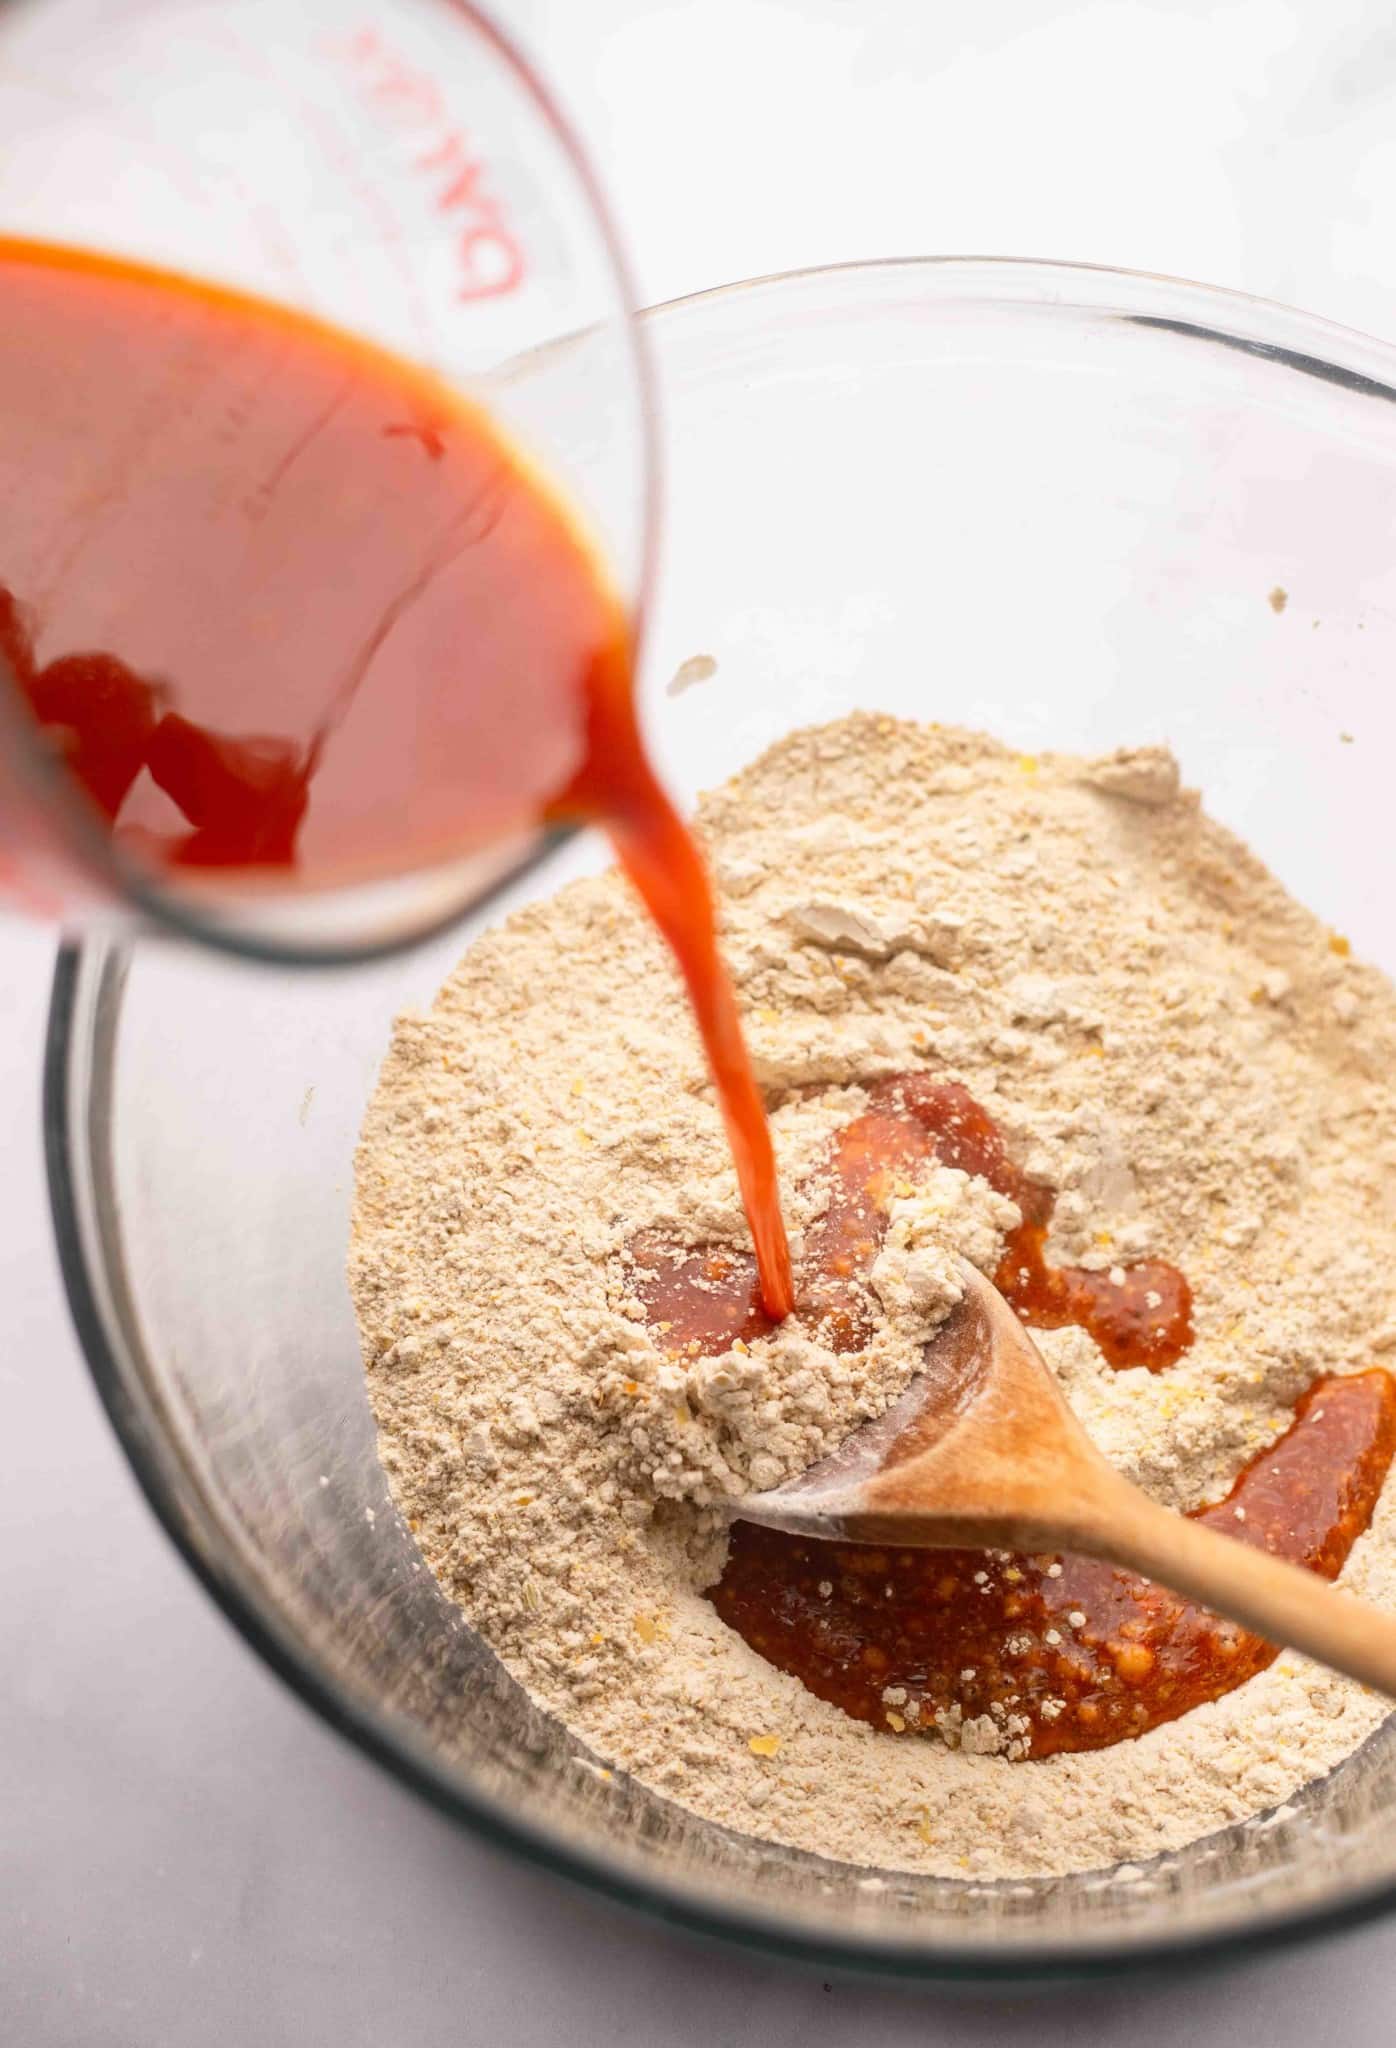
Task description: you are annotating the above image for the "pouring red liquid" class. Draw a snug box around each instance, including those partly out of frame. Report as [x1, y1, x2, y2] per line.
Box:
[0, 237, 792, 1315]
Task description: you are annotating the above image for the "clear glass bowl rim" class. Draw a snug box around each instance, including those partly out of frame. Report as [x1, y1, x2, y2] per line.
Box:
[44, 253, 1396, 1983]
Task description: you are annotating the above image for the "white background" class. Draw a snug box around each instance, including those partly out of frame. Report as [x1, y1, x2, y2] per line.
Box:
[10, 1, 1396, 2040]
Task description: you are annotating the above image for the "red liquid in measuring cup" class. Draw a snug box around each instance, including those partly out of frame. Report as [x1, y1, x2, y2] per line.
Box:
[0, 237, 792, 1314]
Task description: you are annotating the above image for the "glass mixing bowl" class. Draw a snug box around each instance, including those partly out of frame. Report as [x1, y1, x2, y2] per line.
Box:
[44, 259, 1396, 1976]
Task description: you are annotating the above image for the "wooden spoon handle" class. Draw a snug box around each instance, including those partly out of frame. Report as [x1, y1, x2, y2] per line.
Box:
[1085, 1478, 1396, 1700]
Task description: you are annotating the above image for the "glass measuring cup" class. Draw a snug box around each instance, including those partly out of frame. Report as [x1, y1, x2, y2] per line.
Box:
[0, 0, 652, 960]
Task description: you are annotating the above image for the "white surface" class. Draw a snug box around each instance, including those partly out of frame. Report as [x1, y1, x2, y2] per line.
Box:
[11, 3, 1396, 2040]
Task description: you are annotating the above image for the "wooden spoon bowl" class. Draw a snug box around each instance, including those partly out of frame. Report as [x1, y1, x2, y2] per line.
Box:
[733, 1262, 1396, 1701]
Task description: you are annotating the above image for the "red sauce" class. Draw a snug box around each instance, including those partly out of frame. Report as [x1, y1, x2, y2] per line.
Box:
[633, 1074, 1192, 1370]
[0, 237, 791, 1314]
[633, 1074, 1396, 1753]
[712, 1371, 1396, 1756]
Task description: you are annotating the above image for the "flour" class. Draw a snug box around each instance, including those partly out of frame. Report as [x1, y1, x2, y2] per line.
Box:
[871, 1171, 1019, 1323]
[609, 1161, 1017, 1505]
[350, 714, 1396, 1880]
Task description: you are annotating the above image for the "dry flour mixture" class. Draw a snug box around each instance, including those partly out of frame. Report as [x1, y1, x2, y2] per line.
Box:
[350, 714, 1396, 1879]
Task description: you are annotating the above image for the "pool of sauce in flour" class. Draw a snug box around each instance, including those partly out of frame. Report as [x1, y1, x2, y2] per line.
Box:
[0, 236, 790, 1313]
[634, 1076, 1396, 1755]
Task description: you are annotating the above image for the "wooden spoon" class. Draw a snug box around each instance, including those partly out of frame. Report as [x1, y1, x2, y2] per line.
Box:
[733, 1261, 1396, 1700]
